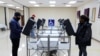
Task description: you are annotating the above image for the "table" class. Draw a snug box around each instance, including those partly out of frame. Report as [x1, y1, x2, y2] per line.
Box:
[26, 26, 71, 56]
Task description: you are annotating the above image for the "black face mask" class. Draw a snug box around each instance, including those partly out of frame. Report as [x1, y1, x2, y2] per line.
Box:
[15, 17, 20, 21]
[17, 17, 20, 21]
[31, 17, 34, 20]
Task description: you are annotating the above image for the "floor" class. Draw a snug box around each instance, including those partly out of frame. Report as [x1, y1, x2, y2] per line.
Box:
[0, 30, 100, 56]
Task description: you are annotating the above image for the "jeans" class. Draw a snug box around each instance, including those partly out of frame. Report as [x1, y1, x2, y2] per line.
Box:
[30, 29, 35, 38]
[10, 38, 20, 56]
[78, 45, 87, 56]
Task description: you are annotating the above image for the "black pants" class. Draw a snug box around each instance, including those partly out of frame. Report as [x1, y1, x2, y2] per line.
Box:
[10, 38, 20, 56]
[78, 45, 87, 56]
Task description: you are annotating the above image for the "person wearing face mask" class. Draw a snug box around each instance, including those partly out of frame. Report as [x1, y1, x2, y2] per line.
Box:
[30, 14, 36, 20]
[9, 12, 23, 56]
[29, 14, 37, 38]
[74, 15, 92, 56]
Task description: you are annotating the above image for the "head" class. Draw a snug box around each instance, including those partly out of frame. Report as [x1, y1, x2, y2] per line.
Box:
[14, 12, 21, 21]
[31, 14, 36, 20]
[79, 15, 89, 23]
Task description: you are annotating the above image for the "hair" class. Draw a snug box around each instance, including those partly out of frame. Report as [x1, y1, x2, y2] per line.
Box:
[79, 15, 89, 22]
[14, 12, 21, 16]
[32, 14, 36, 17]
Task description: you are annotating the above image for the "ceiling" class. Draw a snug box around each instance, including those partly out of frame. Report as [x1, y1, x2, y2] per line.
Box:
[0, 0, 94, 10]
[15, 0, 92, 7]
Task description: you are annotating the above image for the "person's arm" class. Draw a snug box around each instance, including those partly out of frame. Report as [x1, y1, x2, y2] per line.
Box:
[10, 22, 22, 34]
[73, 23, 80, 36]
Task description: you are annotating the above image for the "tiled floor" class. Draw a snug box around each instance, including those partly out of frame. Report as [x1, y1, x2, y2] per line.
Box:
[0, 30, 26, 56]
[71, 36, 100, 56]
[0, 30, 100, 56]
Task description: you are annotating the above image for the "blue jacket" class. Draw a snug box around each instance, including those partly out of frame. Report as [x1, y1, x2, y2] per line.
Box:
[9, 18, 22, 39]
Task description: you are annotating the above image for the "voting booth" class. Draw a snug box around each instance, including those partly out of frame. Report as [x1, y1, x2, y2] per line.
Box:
[22, 19, 74, 56]
[22, 19, 35, 36]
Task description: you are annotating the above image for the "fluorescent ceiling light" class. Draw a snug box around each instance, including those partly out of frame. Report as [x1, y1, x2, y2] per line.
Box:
[7, 4, 14, 7]
[50, 5, 55, 7]
[16, 7, 20, 9]
[66, 4, 72, 7]
[68, 1, 77, 4]
[29, 1, 36, 4]
[0, 1, 5, 4]
[49, 1, 56, 4]
[34, 4, 39, 7]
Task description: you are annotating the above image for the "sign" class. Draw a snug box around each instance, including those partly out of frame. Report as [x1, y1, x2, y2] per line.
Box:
[48, 19, 55, 26]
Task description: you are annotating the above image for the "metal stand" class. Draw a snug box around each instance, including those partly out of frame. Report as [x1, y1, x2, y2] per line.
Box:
[68, 36, 71, 56]
[26, 26, 71, 56]
[47, 35, 50, 56]
[26, 36, 28, 56]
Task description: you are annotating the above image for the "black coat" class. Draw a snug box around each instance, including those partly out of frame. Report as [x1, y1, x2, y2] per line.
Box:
[75, 22, 92, 46]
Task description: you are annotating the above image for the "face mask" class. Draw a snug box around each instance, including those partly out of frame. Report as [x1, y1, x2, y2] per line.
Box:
[15, 17, 20, 21]
[31, 17, 34, 20]
[17, 18, 20, 21]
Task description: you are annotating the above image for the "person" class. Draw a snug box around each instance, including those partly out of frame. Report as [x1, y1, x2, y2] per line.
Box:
[29, 14, 37, 38]
[74, 15, 92, 56]
[9, 12, 23, 56]
[29, 14, 36, 20]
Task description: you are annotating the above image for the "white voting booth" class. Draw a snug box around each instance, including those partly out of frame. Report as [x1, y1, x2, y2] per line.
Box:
[23, 19, 74, 56]
[26, 26, 71, 56]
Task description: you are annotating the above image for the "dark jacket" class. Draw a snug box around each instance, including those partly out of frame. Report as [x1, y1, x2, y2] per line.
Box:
[75, 22, 92, 46]
[9, 18, 22, 39]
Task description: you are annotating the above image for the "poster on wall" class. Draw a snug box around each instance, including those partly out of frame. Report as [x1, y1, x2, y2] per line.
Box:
[98, 7, 100, 18]
[91, 8, 96, 22]
[84, 8, 90, 17]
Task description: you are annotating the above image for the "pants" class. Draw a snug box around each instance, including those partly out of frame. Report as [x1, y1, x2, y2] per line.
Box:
[10, 38, 20, 56]
[78, 45, 87, 56]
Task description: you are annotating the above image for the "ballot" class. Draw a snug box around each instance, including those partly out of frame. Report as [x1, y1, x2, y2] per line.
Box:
[64, 19, 74, 36]
[22, 19, 35, 36]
